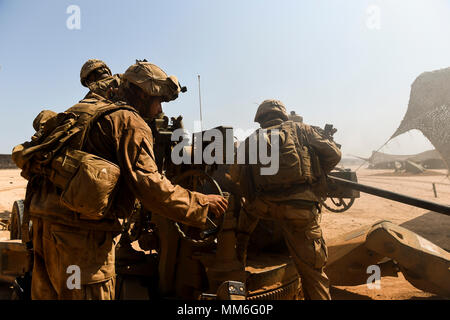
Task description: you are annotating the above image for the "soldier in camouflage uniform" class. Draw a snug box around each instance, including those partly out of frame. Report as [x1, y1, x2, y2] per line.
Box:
[80, 59, 112, 87]
[23, 60, 111, 140]
[80, 59, 122, 100]
[232, 99, 341, 300]
[21, 61, 228, 300]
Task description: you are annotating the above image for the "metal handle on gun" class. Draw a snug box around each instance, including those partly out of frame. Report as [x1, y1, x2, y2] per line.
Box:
[200, 192, 230, 239]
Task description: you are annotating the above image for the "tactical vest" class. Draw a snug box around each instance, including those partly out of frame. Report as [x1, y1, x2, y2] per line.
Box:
[12, 98, 137, 233]
[251, 121, 324, 193]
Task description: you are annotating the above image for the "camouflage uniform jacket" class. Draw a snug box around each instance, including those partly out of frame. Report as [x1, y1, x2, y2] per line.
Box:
[28, 93, 209, 231]
[232, 119, 342, 204]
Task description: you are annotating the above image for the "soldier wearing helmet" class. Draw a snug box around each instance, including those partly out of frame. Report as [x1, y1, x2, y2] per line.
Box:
[26, 60, 228, 300]
[80, 59, 124, 100]
[253, 99, 289, 125]
[118, 60, 183, 120]
[231, 99, 341, 300]
[80, 59, 112, 88]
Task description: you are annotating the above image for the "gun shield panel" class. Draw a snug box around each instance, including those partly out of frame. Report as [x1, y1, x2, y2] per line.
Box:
[365, 221, 450, 297]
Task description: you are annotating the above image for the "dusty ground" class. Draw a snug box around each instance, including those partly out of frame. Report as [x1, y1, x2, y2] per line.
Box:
[0, 167, 448, 300]
[322, 166, 450, 300]
[0, 169, 26, 242]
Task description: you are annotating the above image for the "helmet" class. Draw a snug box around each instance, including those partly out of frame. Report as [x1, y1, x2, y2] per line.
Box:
[254, 99, 289, 124]
[32, 110, 57, 131]
[122, 61, 181, 102]
[80, 59, 112, 87]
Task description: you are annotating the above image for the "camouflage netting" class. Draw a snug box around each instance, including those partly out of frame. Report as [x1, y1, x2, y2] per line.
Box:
[391, 67, 450, 172]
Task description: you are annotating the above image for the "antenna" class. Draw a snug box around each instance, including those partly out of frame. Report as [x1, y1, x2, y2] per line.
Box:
[198, 75, 203, 132]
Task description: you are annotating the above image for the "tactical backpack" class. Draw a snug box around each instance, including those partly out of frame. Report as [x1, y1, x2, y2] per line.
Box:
[250, 120, 324, 194]
[12, 99, 137, 221]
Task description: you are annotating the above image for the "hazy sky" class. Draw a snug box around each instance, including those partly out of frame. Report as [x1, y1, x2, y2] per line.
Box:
[0, 0, 449, 158]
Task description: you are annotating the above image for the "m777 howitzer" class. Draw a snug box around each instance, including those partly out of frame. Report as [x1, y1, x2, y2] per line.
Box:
[104, 116, 309, 300]
[246, 165, 450, 298]
[3, 118, 449, 299]
[323, 167, 450, 215]
[266, 116, 449, 297]
[123, 117, 301, 300]
[146, 119, 450, 299]
[323, 172, 450, 297]
[2, 116, 303, 300]
[327, 174, 450, 216]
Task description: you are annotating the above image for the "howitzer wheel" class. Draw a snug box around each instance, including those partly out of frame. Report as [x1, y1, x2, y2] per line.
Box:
[10, 200, 24, 240]
[173, 169, 224, 244]
[321, 197, 355, 213]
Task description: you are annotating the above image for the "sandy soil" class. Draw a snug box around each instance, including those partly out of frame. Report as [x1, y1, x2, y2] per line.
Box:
[0, 169, 26, 242]
[322, 167, 450, 250]
[0, 169, 27, 217]
[0, 167, 448, 300]
[322, 166, 450, 300]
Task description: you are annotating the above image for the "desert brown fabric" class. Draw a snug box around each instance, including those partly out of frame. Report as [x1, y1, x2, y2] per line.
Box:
[237, 199, 331, 300]
[57, 150, 121, 220]
[32, 110, 58, 132]
[250, 120, 328, 194]
[27, 95, 210, 299]
[31, 217, 117, 300]
[122, 61, 181, 102]
[80, 59, 112, 87]
[28, 95, 210, 230]
[232, 120, 341, 202]
[254, 99, 289, 124]
[234, 114, 340, 300]
[84, 74, 122, 100]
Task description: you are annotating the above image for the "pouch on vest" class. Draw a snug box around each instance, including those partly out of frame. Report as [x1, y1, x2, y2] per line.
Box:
[251, 121, 314, 193]
[13, 102, 135, 221]
[54, 149, 120, 220]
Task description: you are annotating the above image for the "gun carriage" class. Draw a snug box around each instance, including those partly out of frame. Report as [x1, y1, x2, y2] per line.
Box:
[3, 120, 450, 299]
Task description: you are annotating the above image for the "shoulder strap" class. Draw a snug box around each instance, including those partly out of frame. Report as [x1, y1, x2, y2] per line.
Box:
[24, 101, 136, 167]
[287, 121, 304, 153]
[294, 122, 309, 147]
[77, 102, 137, 150]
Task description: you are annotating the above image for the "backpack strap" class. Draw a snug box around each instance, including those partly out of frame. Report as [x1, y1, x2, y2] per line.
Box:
[77, 102, 137, 150]
[18, 101, 138, 244]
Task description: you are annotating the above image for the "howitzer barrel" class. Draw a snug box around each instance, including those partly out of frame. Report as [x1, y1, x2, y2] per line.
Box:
[327, 175, 450, 216]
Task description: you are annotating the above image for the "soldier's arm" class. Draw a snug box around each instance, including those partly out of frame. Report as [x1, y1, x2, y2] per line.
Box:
[109, 110, 211, 228]
[301, 123, 342, 173]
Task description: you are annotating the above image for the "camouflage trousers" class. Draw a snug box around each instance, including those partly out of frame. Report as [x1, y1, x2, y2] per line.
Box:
[236, 198, 331, 300]
[31, 217, 117, 300]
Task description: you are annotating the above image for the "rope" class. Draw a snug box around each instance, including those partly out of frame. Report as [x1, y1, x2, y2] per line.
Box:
[355, 139, 390, 172]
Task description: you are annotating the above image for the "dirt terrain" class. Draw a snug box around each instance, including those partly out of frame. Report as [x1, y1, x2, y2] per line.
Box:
[322, 166, 450, 300]
[0, 167, 449, 300]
